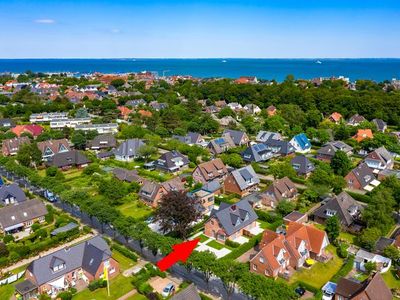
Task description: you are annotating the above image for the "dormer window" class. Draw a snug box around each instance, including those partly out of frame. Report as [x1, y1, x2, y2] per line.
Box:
[326, 209, 337, 217]
[259, 257, 264, 263]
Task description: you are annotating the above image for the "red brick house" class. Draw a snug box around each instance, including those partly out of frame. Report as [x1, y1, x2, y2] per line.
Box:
[24, 236, 119, 297]
[223, 165, 260, 197]
[204, 199, 258, 243]
[2, 136, 30, 156]
[192, 159, 228, 184]
[11, 124, 44, 138]
[250, 222, 329, 279]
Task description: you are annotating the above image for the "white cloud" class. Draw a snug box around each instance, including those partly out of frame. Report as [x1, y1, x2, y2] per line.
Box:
[34, 19, 56, 24]
[110, 28, 121, 34]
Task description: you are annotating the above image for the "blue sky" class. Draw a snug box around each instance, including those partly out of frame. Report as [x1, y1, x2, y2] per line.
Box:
[0, 0, 399, 58]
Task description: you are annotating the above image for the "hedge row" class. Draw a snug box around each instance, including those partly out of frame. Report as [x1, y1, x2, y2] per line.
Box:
[111, 243, 138, 262]
[223, 234, 262, 260]
[346, 191, 371, 203]
[330, 255, 355, 283]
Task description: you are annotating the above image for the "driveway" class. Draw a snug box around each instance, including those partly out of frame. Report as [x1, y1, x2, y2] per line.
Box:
[149, 275, 182, 294]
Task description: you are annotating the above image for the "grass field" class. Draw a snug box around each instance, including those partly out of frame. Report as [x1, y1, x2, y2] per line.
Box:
[207, 239, 225, 250]
[117, 201, 152, 220]
[72, 274, 134, 300]
[112, 249, 137, 271]
[198, 234, 210, 243]
[289, 245, 344, 289]
[0, 285, 14, 300]
[382, 268, 400, 289]
[125, 294, 147, 300]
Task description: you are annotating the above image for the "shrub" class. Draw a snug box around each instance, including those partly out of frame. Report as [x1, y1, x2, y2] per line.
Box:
[57, 291, 72, 300]
[46, 166, 58, 177]
[331, 256, 355, 283]
[225, 239, 240, 248]
[31, 223, 41, 232]
[83, 226, 92, 234]
[111, 243, 138, 262]
[337, 243, 349, 259]
[88, 279, 107, 291]
[3, 235, 14, 244]
[138, 282, 153, 295]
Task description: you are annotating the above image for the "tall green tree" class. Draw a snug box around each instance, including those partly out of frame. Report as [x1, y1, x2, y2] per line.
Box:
[330, 150, 352, 176]
[325, 215, 340, 243]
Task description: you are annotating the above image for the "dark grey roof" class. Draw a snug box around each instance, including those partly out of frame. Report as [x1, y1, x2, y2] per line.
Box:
[242, 143, 273, 162]
[27, 236, 111, 286]
[173, 132, 202, 144]
[202, 180, 221, 193]
[223, 129, 247, 145]
[375, 237, 394, 253]
[290, 155, 315, 175]
[318, 141, 353, 157]
[0, 118, 15, 128]
[139, 181, 161, 203]
[46, 150, 90, 168]
[210, 199, 258, 236]
[87, 134, 117, 149]
[51, 222, 78, 236]
[0, 183, 26, 205]
[112, 168, 143, 183]
[255, 131, 282, 143]
[230, 165, 260, 191]
[347, 114, 366, 125]
[264, 139, 295, 155]
[348, 163, 376, 188]
[372, 118, 387, 132]
[113, 139, 145, 157]
[97, 151, 114, 159]
[15, 280, 37, 294]
[154, 151, 189, 171]
[313, 192, 362, 227]
[171, 283, 201, 300]
[0, 199, 47, 229]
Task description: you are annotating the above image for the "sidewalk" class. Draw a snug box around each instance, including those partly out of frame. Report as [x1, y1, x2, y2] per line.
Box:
[2, 233, 94, 273]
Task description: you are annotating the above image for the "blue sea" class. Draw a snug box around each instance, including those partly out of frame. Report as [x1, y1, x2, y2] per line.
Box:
[0, 58, 399, 82]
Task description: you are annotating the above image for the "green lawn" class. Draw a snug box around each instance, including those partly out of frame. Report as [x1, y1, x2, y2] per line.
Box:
[289, 245, 344, 289]
[198, 234, 210, 243]
[206, 239, 224, 250]
[73, 274, 134, 300]
[117, 201, 152, 220]
[338, 232, 357, 245]
[382, 268, 400, 289]
[112, 250, 137, 271]
[0, 285, 14, 300]
[125, 294, 147, 300]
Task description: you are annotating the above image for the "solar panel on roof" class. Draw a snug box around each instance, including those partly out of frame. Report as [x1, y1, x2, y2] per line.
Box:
[240, 168, 252, 181]
[215, 138, 225, 145]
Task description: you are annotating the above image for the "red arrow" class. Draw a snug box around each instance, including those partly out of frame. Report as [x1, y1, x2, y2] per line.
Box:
[157, 238, 200, 271]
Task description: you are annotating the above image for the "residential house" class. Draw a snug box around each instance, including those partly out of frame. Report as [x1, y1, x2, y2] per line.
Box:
[25, 236, 119, 297]
[117, 106, 133, 120]
[243, 104, 261, 115]
[264, 139, 295, 157]
[215, 100, 227, 108]
[153, 151, 189, 173]
[345, 163, 380, 192]
[224, 165, 260, 197]
[290, 133, 311, 153]
[0, 118, 15, 128]
[75, 123, 118, 134]
[222, 129, 249, 146]
[204, 199, 258, 242]
[312, 192, 363, 232]
[334, 272, 392, 300]
[138, 181, 167, 208]
[86, 134, 117, 150]
[0, 183, 26, 206]
[172, 132, 205, 146]
[234, 76, 258, 84]
[290, 155, 315, 176]
[250, 222, 329, 279]
[372, 118, 387, 132]
[242, 143, 273, 163]
[378, 169, 400, 181]
[266, 105, 277, 117]
[46, 150, 91, 169]
[0, 199, 47, 234]
[364, 146, 393, 171]
[187, 188, 215, 215]
[316, 141, 353, 162]
[29, 112, 68, 123]
[149, 101, 168, 111]
[354, 249, 391, 273]
[50, 118, 91, 129]
[202, 180, 222, 195]
[11, 124, 44, 138]
[2, 136, 30, 156]
[216, 116, 239, 127]
[227, 102, 243, 112]
[353, 129, 373, 143]
[263, 177, 298, 208]
[328, 112, 343, 124]
[283, 211, 307, 225]
[192, 159, 228, 184]
[112, 168, 145, 184]
[37, 139, 70, 161]
[171, 283, 201, 300]
[255, 131, 282, 143]
[125, 99, 146, 107]
[161, 177, 186, 194]
[347, 114, 366, 126]
[114, 139, 145, 162]
[207, 135, 236, 155]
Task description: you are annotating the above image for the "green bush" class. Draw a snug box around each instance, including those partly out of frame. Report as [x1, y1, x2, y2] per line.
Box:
[138, 282, 153, 295]
[337, 243, 349, 259]
[346, 191, 371, 203]
[111, 243, 138, 262]
[200, 293, 213, 300]
[57, 291, 72, 300]
[3, 235, 14, 244]
[88, 279, 107, 291]
[225, 239, 240, 248]
[331, 255, 355, 283]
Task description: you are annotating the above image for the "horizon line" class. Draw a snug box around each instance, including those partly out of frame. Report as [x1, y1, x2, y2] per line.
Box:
[1, 57, 400, 60]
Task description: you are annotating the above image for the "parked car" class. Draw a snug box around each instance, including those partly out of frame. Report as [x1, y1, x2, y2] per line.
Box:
[161, 283, 175, 298]
[295, 286, 306, 297]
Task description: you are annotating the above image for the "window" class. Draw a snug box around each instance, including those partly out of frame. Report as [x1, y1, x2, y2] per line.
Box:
[259, 257, 264, 263]
[253, 264, 257, 270]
